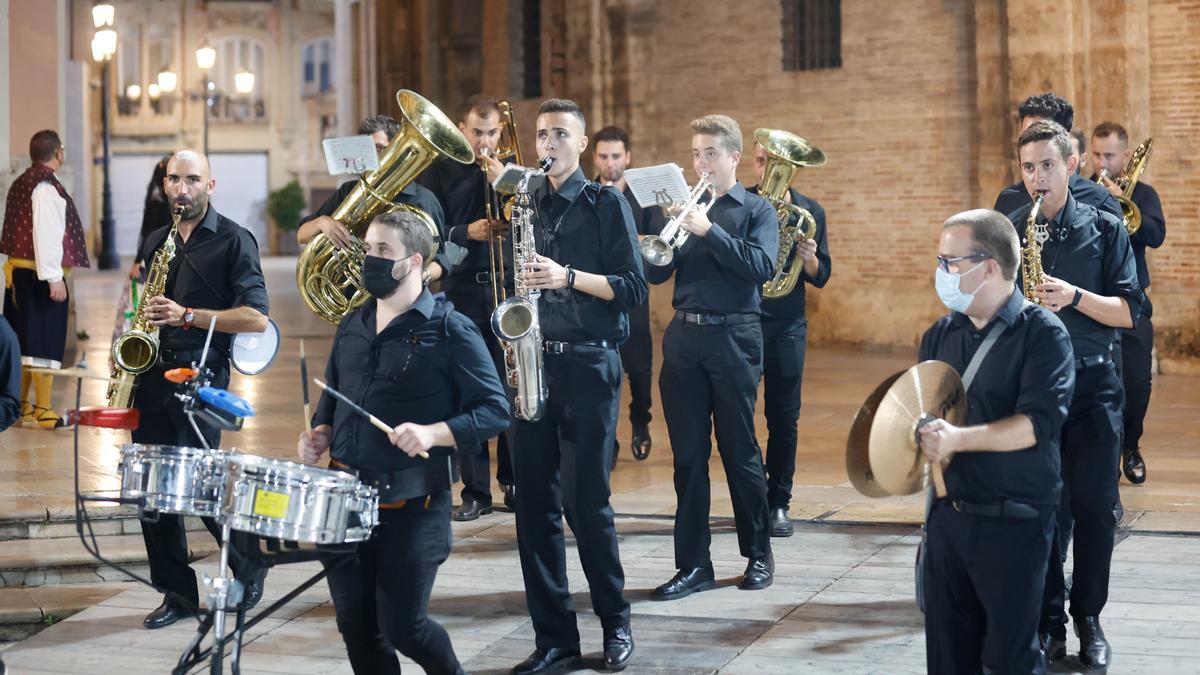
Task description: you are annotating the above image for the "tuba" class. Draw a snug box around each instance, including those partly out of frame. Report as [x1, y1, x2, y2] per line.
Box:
[1097, 137, 1153, 235]
[491, 157, 552, 421]
[639, 172, 715, 267]
[756, 128, 826, 299]
[107, 206, 184, 407]
[296, 89, 474, 324]
[1022, 192, 1048, 303]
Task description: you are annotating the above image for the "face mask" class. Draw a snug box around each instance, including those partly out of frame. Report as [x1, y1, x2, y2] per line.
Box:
[361, 254, 413, 299]
[934, 261, 985, 314]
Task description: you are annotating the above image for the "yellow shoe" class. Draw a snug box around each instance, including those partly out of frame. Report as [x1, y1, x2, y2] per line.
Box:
[31, 408, 64, 430]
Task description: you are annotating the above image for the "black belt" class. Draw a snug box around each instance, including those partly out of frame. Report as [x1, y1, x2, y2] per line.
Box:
[329, 460, 430, 508]
[543, 339, 616, 354]
[947, 498, 1040, 519]
[159, 347, 225, 366]
[1074, 353, 1111, 370]
[674, 311, 758, 326]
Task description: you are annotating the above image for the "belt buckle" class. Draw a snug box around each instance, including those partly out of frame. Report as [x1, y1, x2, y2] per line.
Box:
[952, 499, 963, 512]
[475, 271, 490, 284]
[544, 341, 565, 355]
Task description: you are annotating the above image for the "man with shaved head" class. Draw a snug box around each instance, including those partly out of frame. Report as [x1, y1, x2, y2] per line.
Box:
[132, 149, 271, 629]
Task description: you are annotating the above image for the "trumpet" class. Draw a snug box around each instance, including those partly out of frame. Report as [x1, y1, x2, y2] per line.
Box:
[639, 173, 715, 267]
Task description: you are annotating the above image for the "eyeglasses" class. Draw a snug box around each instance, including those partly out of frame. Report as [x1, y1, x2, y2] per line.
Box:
[936, 252, 989, 272]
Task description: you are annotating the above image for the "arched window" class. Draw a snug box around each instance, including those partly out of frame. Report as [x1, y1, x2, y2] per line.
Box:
[301, 37, 334, 96]
[210, 36, 267, 121]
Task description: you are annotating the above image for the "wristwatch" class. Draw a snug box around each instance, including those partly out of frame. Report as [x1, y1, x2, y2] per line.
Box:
[1069, 289, 1082, 308]
[564, 265, 576, 290]
[182, 308, 195, 330]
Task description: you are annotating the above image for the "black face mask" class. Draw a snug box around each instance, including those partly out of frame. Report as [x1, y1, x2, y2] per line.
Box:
[361, 254, 412, 299]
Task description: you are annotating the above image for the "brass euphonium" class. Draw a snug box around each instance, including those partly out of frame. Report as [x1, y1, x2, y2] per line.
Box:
[1097, 137, 1153, 235]
[756, 129, 826, 299]
[1022, 192, 1048, 303]
[296, 89, 474, 324]
[107, 205, 184, 407]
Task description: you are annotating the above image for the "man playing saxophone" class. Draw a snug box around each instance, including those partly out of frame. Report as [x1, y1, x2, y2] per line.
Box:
[508, 98, 645, 674]
[1004, 122, 1141, 671]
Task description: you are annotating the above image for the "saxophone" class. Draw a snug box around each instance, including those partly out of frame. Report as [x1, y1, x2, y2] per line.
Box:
[107, 206, 183, 407]
[1021, 193, 1047, 304]
[490, 158, 552, 421]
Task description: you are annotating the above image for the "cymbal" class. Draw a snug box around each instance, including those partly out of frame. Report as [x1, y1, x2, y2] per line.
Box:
[28, 364, 109, 381]
[846, 371, 902, 498]
[864, 360, 966, 496]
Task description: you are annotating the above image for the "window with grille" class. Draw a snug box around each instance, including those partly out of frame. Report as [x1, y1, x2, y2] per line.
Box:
[302, 38, 333, 96]
[521, 0, 541, 99]
[781, 0, 841, 71]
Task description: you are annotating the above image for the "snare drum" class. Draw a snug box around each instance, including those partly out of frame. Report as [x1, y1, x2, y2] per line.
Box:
[221, 455, 378, 544]
[119, 443, 229, 517]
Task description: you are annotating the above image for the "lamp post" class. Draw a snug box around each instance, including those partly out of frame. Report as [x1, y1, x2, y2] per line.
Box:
[91, 2, 120, 270]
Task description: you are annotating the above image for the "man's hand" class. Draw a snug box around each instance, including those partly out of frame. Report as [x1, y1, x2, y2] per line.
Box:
[1098, 173, 1123, 199]
[48, 279, 67, 302]
[679, 207, 714, 238]
[145, 296, 187, 326]
[918, 418, 963, 463]
[128, 262, 143, 281]
[313, 215, 352, 249]
[1034, 275, 1079, 313]
[481, 152, 505, 184]
[522, 254, 568, 290]
[388, 422, 437, 458]
[298, 426, 331, 464]
[466, 218, 509, 241]
[795, 238, 818, 263]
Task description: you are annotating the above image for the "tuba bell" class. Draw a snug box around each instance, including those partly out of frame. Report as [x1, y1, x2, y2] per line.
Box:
[296, 89, 475, 324]
[756, 128, 826, 299]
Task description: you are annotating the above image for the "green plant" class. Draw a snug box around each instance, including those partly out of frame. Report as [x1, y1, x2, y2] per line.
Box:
[267, 180, 306, 233]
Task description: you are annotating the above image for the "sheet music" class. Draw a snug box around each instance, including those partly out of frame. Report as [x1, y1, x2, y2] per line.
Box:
[624, 163, 690, 209]
[321, 135, 380, 176]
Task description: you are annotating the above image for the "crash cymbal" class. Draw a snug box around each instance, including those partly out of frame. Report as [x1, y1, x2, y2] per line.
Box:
[866, 360, 966, 496]
[846, 371, 902, 498]
[28, 364, 109, 381]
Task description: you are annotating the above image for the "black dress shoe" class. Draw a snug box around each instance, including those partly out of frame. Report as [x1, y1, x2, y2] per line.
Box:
[769, 507, 794, 537]
[511, 646, 581, 674]
[631, 426, 651, 461]
[651, 566, 716, 601]
[1040, 632, 1067, 662]
[143, 598, 196, 629]
[502, 484, 517, 511]
[1122, 448, 1146, 484]
[452, 499, 494, 522]
[738, 552, 774, 590]
[603, 624, 634, 670]
[1075, 616, 1111, 670]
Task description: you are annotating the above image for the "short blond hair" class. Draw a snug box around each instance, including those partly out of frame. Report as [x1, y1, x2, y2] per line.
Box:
[689, 115, 742, 154]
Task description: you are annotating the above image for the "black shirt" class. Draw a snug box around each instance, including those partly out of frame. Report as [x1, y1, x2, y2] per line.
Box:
[752, 186, 832, 321]
[419, 156, 515, 282]
[1005, 193, 1142, 358]
[994, 173, 1122, 222]
[1086, 177, 1166, 289]
[532, 167, 647, 343]
[919, 288, 1075, 506]
[645, 181, 778, 315]
[313, 289, 510, 496]
[136, 205, 270, 355]
[0, 316, 19, 432]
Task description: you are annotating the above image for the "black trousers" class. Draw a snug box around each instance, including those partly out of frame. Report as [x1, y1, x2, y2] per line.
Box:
[3, 267, 68, 363]
[618, 301, 653, 428]
[512, 348, 630, 650]
[1041, 362, 1123, 638]
[131, 364, 261, 607]
[323, 490, 462, 675]
[660, 318, 770, 568]
[457, 315, 514, 505]
[1117, 308, 1154, 452]
[924, 500, 1055, 675]
[761, 318, 807, 510]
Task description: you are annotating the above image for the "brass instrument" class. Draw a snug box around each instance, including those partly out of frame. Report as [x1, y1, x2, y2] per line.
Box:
[491, 157, 552, 421]
[107, 206, 184, 407]
[484, 100, 524, 308]
[1022, 193, 1048, 303]
[1097, 137, 1153, 235]
[640, 172, 715, 267]
[755, 128, 827, 298]
[296, 89, 474, 324]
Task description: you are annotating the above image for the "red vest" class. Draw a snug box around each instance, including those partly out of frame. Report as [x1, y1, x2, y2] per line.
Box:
[0, 162, 90, 268]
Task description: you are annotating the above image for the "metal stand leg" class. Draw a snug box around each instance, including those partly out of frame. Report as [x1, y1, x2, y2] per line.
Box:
[205, 521, 244, 675]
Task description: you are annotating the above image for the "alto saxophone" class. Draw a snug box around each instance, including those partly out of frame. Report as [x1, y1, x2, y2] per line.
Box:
[107, 206, 184, 407]
[490, 158, 553, 421]
[1021, 193, 1047, 303]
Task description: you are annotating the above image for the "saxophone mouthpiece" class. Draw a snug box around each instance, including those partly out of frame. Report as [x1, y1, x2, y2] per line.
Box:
[538, 157, 554, 172]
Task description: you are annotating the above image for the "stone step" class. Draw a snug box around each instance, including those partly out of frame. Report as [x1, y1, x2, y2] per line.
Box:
[0, 582, 137, 642]
[0, 532, 219, 589]
[0, 506, 208, 542]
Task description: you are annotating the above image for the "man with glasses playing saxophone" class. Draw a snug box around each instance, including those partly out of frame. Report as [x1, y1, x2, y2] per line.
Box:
[1005, 121, 1141, 671]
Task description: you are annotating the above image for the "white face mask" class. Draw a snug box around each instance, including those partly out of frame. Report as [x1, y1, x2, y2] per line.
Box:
[934, 261, 986, 313]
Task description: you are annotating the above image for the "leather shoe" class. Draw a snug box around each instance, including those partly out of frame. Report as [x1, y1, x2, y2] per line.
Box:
[511, 646, 581, 674]
[1075, 616, 1111, 670]
[1040, 632, 1067, 662]
[769, 507, 794, 537]
[603, 624, 634, 670]
[739, 552, 774, 590]
[651, 566, 716, 601]
[502, 484, 517, 512]
[143, 598, 196, 629]
[631, 426, 651, 460]
[452, 499, 494, 522]
[1122, 448, 1146, 484]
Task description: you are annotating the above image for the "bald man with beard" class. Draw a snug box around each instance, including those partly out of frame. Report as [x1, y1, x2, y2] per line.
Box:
[133, 150, 272, 629]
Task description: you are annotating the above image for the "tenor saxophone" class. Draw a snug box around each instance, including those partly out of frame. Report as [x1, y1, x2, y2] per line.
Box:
[107, 206, 183, 407]
[1021, 193, 1047, 303]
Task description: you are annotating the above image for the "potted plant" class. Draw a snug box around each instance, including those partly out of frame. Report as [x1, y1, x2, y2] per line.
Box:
[267, 179, 306, 255]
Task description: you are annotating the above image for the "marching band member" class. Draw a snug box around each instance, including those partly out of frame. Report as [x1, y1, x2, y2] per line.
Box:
[1006, 121, 1141, 670]
[648, 115, 778, 600]
[749, 141, 831, 537]
[1089, 121, 1166, 484]
[299, 208, 509, 675]
[509, 98, 645, 674]
[919, 208, 1074, 675]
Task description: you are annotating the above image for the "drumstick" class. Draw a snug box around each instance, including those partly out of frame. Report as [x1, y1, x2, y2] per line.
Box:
[930, 461, 947, 498]
[299, 339, 312, 433]
[313, 378, 428, 460]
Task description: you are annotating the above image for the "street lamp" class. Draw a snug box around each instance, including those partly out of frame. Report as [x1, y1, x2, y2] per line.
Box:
[196, 45, 215, 154]
[92, 2, 119, 270]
